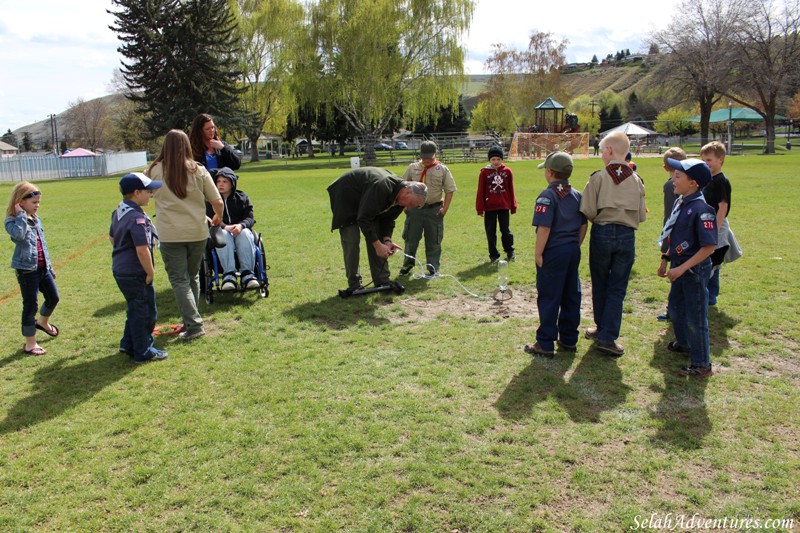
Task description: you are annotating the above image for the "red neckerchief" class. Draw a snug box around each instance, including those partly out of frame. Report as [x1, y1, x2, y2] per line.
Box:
[606, 163, 634, 184]
[420, 161, 439, 184]
[551, 182, 572, 199]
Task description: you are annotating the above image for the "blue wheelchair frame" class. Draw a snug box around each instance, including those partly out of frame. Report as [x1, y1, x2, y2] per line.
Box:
[202, 231, 270, 304]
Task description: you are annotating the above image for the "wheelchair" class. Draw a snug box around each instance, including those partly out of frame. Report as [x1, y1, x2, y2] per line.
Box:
[201, 230, 270, 304]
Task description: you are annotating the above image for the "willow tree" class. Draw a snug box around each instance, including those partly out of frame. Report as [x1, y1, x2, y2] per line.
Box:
[299, 0, 474, 161]
[234, 0, 303, 162]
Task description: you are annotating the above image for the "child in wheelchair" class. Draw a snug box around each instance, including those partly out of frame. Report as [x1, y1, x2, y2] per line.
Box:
[205, 167, 259, 291]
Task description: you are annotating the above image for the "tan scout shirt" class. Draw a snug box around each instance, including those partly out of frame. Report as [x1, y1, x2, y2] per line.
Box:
[151, 163, 222, 242]
[402, 160, 457, 204]
[580, 160, 647, 229]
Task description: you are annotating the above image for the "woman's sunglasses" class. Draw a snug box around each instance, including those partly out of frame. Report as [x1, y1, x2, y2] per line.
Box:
[23, 191, 42, 199]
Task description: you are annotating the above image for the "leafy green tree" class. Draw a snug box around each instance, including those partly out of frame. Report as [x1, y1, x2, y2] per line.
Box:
[110, 0, 245, 136]
[296, 0, 474, 161]
[22, 133, 32, 152]
[233, 0, 303, 162]
[654, 105, 698, 143]
[469, 99, 515, 136]
[567, 95, 600, 136]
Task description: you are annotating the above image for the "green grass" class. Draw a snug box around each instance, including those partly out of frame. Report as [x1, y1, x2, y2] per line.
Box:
[1, 150, 798, 531]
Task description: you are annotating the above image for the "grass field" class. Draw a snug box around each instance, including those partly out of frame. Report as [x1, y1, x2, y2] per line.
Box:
[1, 151, 798, 531]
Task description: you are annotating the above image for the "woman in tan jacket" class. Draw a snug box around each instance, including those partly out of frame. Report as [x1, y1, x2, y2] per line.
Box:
[147, 130, 223, 340]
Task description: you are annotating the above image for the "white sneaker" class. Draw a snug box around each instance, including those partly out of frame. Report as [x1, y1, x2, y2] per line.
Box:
[245, 278, 260, 290]
[221, 279, 236, 291]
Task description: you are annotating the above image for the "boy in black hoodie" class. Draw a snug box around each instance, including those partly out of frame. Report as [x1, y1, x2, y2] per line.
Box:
[205, 167, 258, 290]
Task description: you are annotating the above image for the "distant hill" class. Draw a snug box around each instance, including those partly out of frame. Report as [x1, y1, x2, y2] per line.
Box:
[461, 62, 660, 111]
[11, 94, 122, 149]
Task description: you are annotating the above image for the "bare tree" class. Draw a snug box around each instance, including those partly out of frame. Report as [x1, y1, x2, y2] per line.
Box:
[481, 32, 569, 132]
[649, 0, 746, 146]
[64, 97, 112, 152]
[726, 0, 800, 153]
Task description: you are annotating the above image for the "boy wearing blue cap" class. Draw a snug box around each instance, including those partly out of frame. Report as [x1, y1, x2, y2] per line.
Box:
[109, 172, 168, 363]
[657, 159, 717, 377]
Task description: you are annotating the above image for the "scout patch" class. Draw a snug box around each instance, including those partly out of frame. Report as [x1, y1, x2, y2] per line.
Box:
[675, 241, 690, 254]
[535, 196, 551, 213]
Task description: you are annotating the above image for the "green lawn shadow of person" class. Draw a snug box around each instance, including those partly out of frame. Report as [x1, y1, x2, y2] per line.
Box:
[0, 353, 136, 435]
[648, 306, 737, 450]
[495, 348, 631, 424]
[283, 293, 400, 329]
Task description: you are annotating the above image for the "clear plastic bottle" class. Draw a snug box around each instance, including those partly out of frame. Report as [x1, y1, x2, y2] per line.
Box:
[497, 259, 509, 292]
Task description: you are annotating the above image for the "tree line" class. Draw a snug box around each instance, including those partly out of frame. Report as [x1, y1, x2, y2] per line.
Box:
[10, 0, 798, 157]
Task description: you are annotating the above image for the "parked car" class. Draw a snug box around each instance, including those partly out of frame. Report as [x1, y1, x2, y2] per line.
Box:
[373, 143, 394, 151]
[393, 141, 409, 150]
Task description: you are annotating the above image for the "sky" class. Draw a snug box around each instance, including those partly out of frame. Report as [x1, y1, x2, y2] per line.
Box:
[1, 0, 671, 133]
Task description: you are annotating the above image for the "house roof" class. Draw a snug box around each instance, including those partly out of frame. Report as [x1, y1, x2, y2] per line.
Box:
[0, 141, 19, 151]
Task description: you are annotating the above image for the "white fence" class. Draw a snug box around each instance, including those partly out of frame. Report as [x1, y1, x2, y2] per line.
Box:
[0, 151, 148, 182]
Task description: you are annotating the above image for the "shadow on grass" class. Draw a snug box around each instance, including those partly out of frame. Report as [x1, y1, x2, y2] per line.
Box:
[650, 345, 710, 449]
[495, 350, 631, 423]
[0, 353, 134, 435]
[92, 288, 179, 318]
[284, 293, 394, 328]
[649, 306, 737, 449]
[453, 262, 498, 283]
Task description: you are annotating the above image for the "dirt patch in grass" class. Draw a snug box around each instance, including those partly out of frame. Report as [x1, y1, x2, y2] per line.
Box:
[391, 281, 594, 323]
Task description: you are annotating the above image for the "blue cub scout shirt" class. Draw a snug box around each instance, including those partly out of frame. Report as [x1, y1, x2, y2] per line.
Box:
[110, 200, 155, 275]
[531, 180, 586, 250]
[668, 191, 717, 263]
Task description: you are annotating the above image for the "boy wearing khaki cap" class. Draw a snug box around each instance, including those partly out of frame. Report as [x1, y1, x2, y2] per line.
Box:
[525, 152, 587, 358]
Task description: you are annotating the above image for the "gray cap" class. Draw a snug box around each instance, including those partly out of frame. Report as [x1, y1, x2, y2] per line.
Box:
[537, 151, 574, 176]
[420, 141, 437, 158]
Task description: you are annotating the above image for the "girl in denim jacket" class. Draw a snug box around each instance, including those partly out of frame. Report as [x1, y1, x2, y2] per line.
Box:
[4, 181, 60, 355]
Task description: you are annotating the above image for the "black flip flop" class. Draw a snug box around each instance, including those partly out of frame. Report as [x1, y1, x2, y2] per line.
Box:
[35, 323, 59, 337]
[23, 345, 46, 355]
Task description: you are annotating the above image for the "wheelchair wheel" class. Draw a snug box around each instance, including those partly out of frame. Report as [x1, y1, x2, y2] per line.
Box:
[202, 248, 215, 304]
[254, 233, 270, 298]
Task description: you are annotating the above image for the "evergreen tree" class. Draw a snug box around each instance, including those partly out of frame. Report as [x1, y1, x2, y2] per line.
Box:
[110, 0, 245, 136]
[1, 129, 17, 147]
[591, 54, 599, 64]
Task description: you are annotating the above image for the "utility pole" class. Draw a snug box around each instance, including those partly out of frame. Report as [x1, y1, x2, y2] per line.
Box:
[49, 114, 59, 155]
[590, 100, 598, 118]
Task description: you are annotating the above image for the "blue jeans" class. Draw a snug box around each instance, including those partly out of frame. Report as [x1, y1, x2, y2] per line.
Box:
[401, 205, 444, 271]
[114, 272, 158, 362]
[216, 228, 256, 277]
[668, 259, 712, 367]
[588, 223, 636, 343]
[707, 266, 720, 305]
[16, 268, 60, 337]
[484, 209, 514, 260]
[536, 243, 582, 351]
